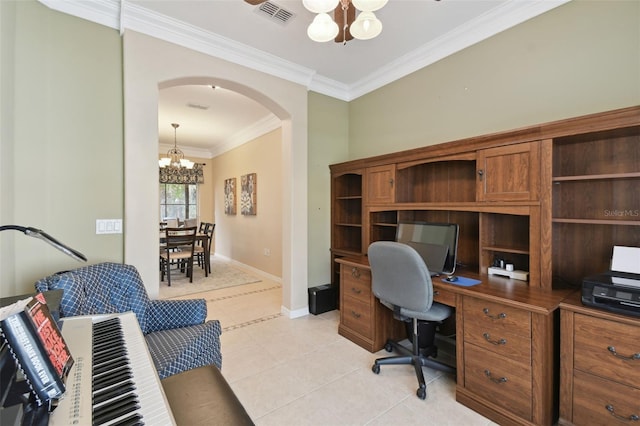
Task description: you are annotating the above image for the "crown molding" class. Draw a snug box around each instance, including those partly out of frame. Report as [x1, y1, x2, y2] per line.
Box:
[158, 113, 281, 159]
[209, 114, 281, 158]
[347, 0, 572, 101]
[39, 0, 570, 102]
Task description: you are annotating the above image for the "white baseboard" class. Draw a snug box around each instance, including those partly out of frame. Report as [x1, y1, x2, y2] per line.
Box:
[282, 305, 309, 319]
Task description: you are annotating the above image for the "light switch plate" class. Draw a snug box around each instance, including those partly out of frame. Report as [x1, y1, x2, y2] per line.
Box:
[96, 219, 123, 234]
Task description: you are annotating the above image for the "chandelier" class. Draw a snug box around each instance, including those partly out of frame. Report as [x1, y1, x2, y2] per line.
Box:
[304, 0, 387, 44]
[159, 123, 194, 169]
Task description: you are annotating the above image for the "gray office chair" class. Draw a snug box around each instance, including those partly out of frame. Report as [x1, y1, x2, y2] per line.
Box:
[368, 241, 456, 400]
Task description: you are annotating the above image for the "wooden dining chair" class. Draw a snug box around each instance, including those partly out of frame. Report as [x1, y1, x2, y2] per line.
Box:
[194, 223, 215, 276]
[160, 227, 197, 286]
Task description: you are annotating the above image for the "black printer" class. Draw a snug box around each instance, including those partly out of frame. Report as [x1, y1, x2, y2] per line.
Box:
[582, 271, 640, 317]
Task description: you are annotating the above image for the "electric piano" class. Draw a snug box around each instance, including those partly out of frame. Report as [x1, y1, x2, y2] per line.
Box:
[49, 312, 176, 426]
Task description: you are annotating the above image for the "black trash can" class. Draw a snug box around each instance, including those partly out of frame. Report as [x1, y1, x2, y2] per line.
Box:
[308, 284, 336, 315]
[405, 320, 437, 349]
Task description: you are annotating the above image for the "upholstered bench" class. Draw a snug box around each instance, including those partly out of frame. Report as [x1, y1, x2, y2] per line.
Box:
[34, 262, 222, 379]
[162, 365, 253, 425]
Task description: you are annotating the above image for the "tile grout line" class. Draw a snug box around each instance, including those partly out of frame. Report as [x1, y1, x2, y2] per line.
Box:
[206, 284, 281, 302]
[222, 312, 282, 332]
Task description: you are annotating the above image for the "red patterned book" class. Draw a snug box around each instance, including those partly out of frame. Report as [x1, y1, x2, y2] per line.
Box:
[0, 293, 74, 407]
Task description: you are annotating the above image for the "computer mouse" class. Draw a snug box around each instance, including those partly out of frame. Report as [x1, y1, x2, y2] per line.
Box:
[445, 275, 458, 282]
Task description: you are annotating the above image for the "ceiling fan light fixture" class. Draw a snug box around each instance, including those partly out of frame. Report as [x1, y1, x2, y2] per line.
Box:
[303, 0, 339, 14]
[307, 12, 339, 42]
[350, 11, 382, 40]
[351, 0, 387, 12]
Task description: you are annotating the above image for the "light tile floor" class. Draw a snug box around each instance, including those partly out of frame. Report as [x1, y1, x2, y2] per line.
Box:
[181, 271, 494, 425]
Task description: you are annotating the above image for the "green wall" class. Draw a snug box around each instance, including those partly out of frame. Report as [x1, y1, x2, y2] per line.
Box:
[0, 1, 124, 296]
[348, 0, 640, 159]
[307, 92, 349, 286]
[2, 0, 638, 297]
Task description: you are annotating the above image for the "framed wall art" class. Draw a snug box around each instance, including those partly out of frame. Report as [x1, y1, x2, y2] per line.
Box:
[224, 177, 236, 215]
[240, 173, 257, 215]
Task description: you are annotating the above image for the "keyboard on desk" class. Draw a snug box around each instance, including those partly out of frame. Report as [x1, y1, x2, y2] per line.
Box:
[49, 312, 176, 426]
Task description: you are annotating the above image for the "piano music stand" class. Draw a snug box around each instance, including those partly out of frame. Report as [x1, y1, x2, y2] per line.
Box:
[0, 291, 63, 426]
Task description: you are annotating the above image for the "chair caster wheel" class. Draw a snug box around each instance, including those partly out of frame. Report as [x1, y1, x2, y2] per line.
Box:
[384, 342, 393, 352]
[372, 364, 380, 374]
[416, 387, 426, 400]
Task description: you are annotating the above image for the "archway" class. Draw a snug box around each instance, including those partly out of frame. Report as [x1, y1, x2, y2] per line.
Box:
[158, 77, 284, 288]
[123, 31, 309, 317]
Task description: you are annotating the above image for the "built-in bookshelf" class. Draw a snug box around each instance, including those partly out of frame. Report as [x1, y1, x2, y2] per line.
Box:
[331, 106, 640, 291]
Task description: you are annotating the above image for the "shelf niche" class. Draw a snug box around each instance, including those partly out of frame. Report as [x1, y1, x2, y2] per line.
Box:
[550, 125, 640, 287]
[395, 158, 476, 203]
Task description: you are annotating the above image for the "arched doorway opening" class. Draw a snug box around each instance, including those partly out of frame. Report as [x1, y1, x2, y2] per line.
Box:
[122, 31, 309, 318]
[157, 78, 283, 289]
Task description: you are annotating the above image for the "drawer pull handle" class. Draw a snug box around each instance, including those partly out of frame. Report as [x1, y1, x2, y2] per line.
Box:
[483, 333, 507, 345]
[482, 308, 507, 320]
[484, 369, 507, 384]
[606, 404, 639, 422]
[350, 310, 361, 319]
[607, 346, 640, 361]
[351, 267, 361, 279]
[351, 287, 362, 294]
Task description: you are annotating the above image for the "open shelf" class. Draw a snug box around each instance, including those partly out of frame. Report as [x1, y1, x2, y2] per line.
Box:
[395, 160, 476, 203]
[550, 125, 640, 287]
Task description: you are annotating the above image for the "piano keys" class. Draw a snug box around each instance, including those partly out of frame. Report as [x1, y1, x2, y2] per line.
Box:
[49, 312, 176, 426]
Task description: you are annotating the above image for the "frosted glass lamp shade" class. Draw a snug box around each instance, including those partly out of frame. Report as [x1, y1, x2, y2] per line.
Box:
[351, 0, 388, 12]
[307, 13, 339, 42]
[180, 159, 195, 169]
[350, 11, 382, 40]
[303, 0, 340, 13]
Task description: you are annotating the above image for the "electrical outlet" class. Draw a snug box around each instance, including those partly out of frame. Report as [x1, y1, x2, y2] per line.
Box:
[263, 248, 270, 256]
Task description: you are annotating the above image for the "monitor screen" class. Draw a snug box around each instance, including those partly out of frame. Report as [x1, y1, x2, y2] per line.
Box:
[395, 221, 459, 275]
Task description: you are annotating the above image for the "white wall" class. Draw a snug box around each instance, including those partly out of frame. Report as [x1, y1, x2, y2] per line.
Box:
[123, 31, 309, 316]
[211, 129, 283, 278]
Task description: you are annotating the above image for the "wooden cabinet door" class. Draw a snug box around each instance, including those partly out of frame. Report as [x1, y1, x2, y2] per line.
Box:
[477, 141, 540, 202]
[366, 164, 396, 204]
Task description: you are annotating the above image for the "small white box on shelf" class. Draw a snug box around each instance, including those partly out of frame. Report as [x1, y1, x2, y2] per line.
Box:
[488, 266, 529, 281]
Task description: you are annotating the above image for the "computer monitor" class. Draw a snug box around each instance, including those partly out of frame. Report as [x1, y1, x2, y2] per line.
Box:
[395, 221, 459, 276]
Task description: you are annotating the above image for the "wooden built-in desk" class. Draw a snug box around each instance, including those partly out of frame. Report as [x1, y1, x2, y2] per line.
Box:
[336, 256, 575, 426]
[330, 106, 639, 425]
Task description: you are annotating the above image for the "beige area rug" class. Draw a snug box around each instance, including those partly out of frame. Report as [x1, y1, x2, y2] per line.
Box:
[159, 257, 261, 299]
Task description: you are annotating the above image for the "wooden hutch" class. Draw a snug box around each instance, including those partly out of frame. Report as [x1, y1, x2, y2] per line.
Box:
[330, 106, 640, 425]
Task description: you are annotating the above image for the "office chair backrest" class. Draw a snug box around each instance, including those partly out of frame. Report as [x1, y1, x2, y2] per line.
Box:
[368, 241, 434, 313]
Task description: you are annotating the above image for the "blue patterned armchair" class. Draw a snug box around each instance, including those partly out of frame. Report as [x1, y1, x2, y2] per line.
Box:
[34, 262, 222, 379]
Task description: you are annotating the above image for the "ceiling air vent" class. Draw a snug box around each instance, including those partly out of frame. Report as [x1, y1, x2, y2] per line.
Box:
[187, 103, 209, 110]
[256, 1, 295, 26]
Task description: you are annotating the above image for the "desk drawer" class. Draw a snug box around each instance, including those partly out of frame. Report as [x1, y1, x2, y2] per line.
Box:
[341, 266, 372, 303]
[341, 296, 372, 337]
[464, 321, 531, 364]
[464, 344, 532, 421]
[574, 313, 640, 388]
[463, 297, 531, 337]
[572, 370, 640, 426]
[433, 287, 456, 307]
